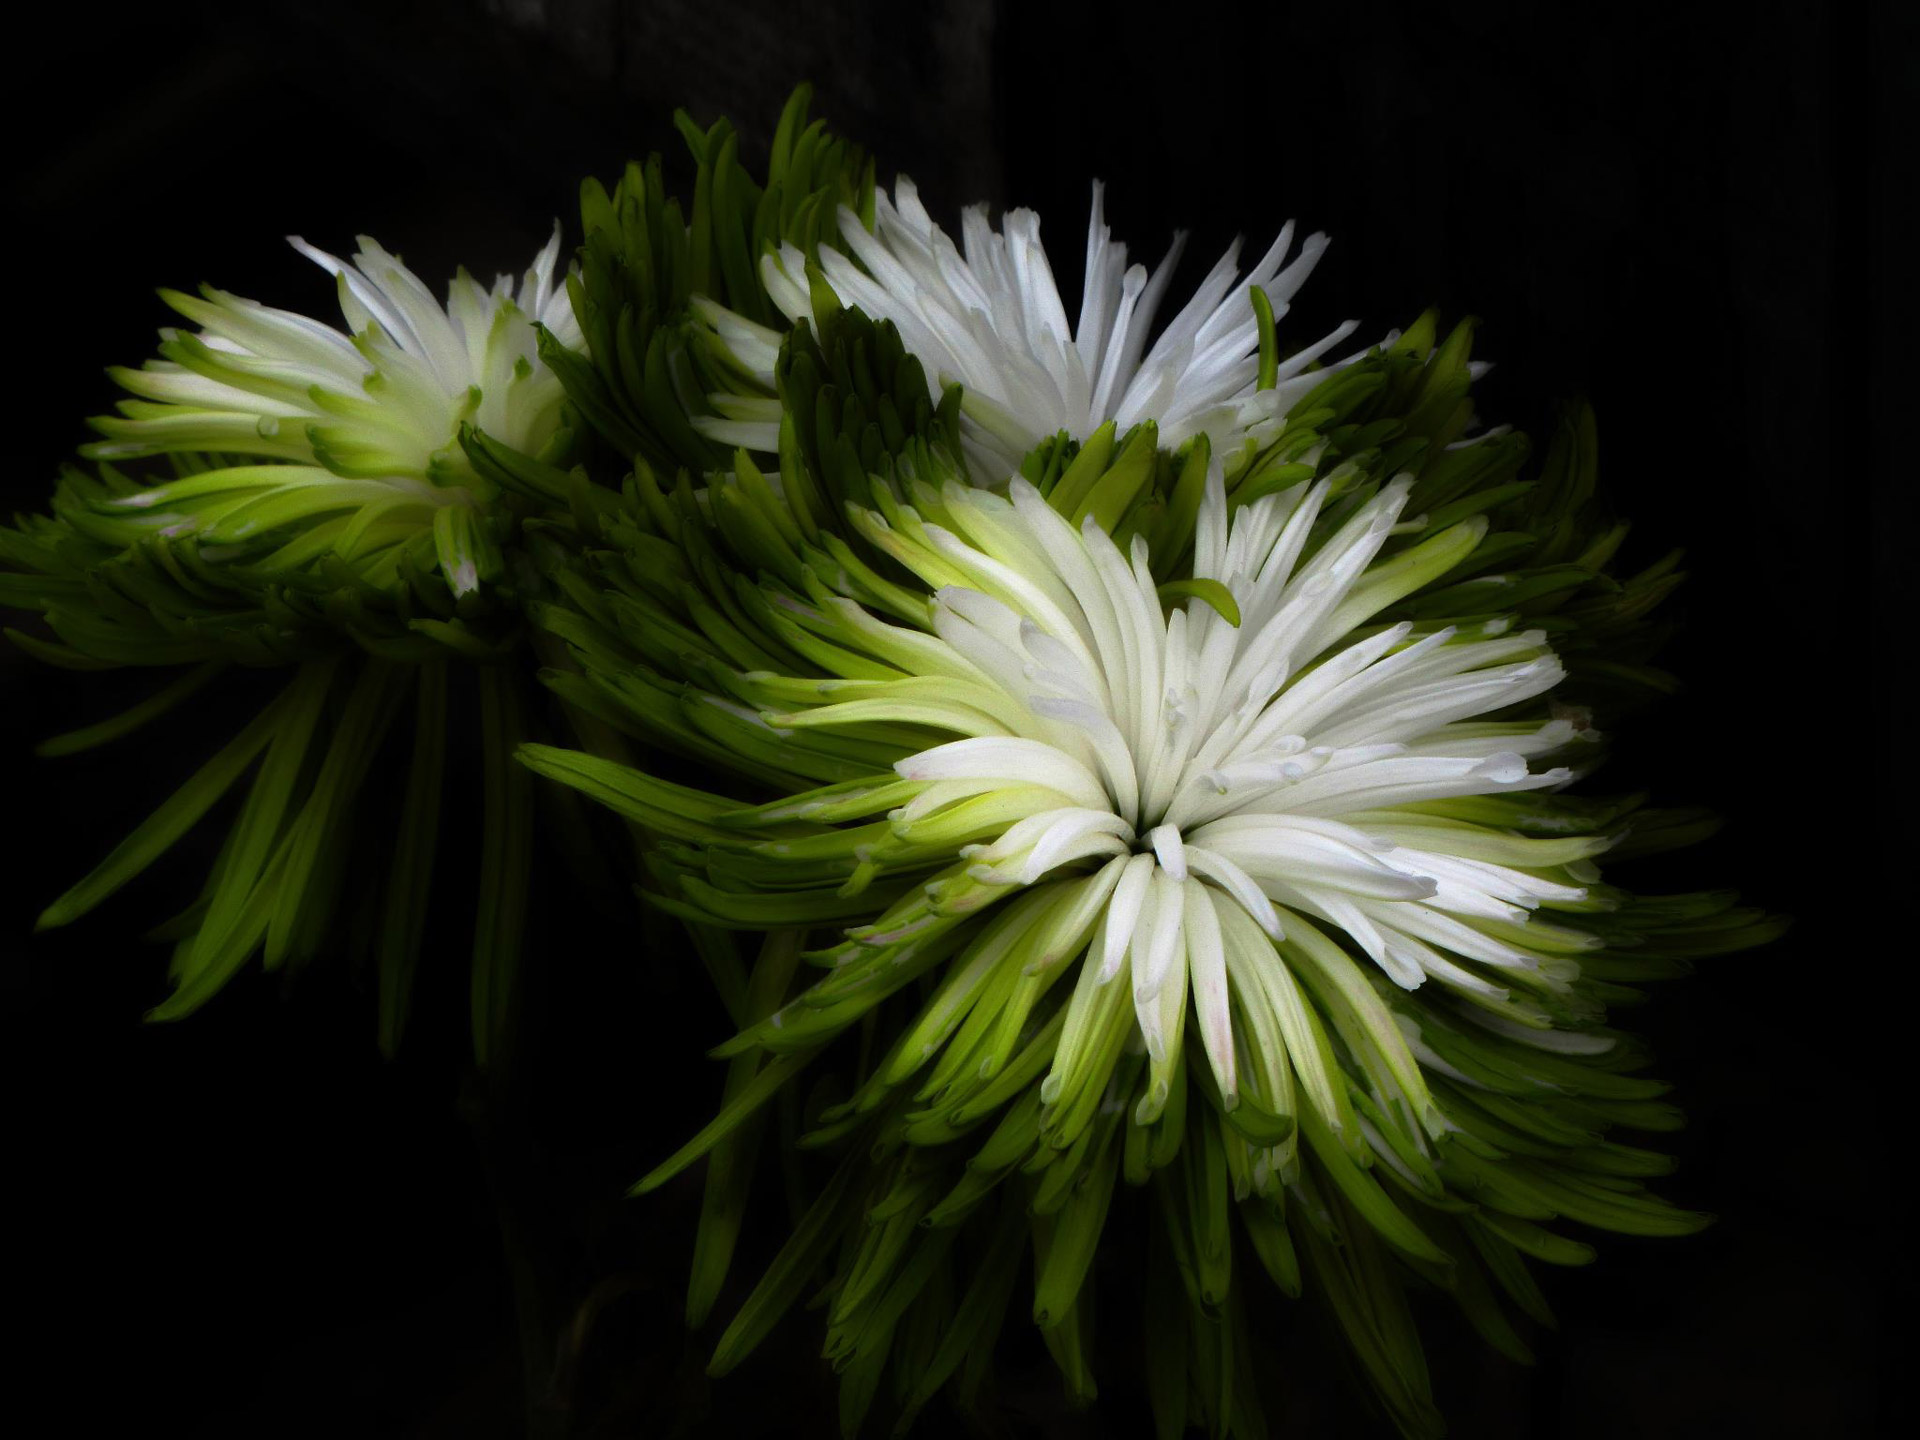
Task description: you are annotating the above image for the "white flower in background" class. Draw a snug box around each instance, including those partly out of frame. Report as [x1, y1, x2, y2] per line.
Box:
[698, 181, 1361, 477]
[84, 229, 581, 594]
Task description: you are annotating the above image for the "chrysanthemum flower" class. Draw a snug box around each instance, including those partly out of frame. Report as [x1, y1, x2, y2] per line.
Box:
[0, 85, 870, 1070]
[702, 179, 1362, 480]
[80, 229, 580, 597]
[1, 230, 586, 1057]
[736, 467, 1593, 1133]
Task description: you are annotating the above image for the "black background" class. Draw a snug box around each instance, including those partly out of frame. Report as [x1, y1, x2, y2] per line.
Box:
[3, 1, 1905, 1436]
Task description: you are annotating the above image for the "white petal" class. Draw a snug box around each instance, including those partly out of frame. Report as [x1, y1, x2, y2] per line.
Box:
[1097, 852, 1157, 983]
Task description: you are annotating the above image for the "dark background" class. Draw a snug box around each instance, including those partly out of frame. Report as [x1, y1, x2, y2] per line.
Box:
[3, 1, 1905, 1436]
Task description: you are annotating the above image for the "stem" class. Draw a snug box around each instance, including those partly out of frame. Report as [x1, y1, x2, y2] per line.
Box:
[462, 1070, 567, 1440]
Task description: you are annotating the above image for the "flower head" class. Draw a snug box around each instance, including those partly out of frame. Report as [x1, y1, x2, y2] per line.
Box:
[586, 439, 1609, 1165]
[81, 228, 579, 596]
[859, 470, 1592, 1120]
[709, 180, 1360, 478]
[0, 230, 580, 1057]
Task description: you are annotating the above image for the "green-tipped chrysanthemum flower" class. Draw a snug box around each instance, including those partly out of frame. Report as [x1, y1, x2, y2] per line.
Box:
[713, 468, 1592, 1126]
[81, 227, 580, 598]
[0, 230, 592, 1058]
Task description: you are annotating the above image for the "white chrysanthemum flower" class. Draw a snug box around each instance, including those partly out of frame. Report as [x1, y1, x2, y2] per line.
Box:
[699, 181, 1360, 478]
[84, 229, 581, 594]
[94, 229, 581, 477]
[778, 471, 1600, 1124]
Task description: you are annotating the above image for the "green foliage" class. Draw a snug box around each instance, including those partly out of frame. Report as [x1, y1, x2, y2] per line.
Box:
[555, 84, 876, 472]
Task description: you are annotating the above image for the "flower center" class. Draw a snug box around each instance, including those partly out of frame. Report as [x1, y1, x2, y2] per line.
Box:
[1141, 822, 1190, 882]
